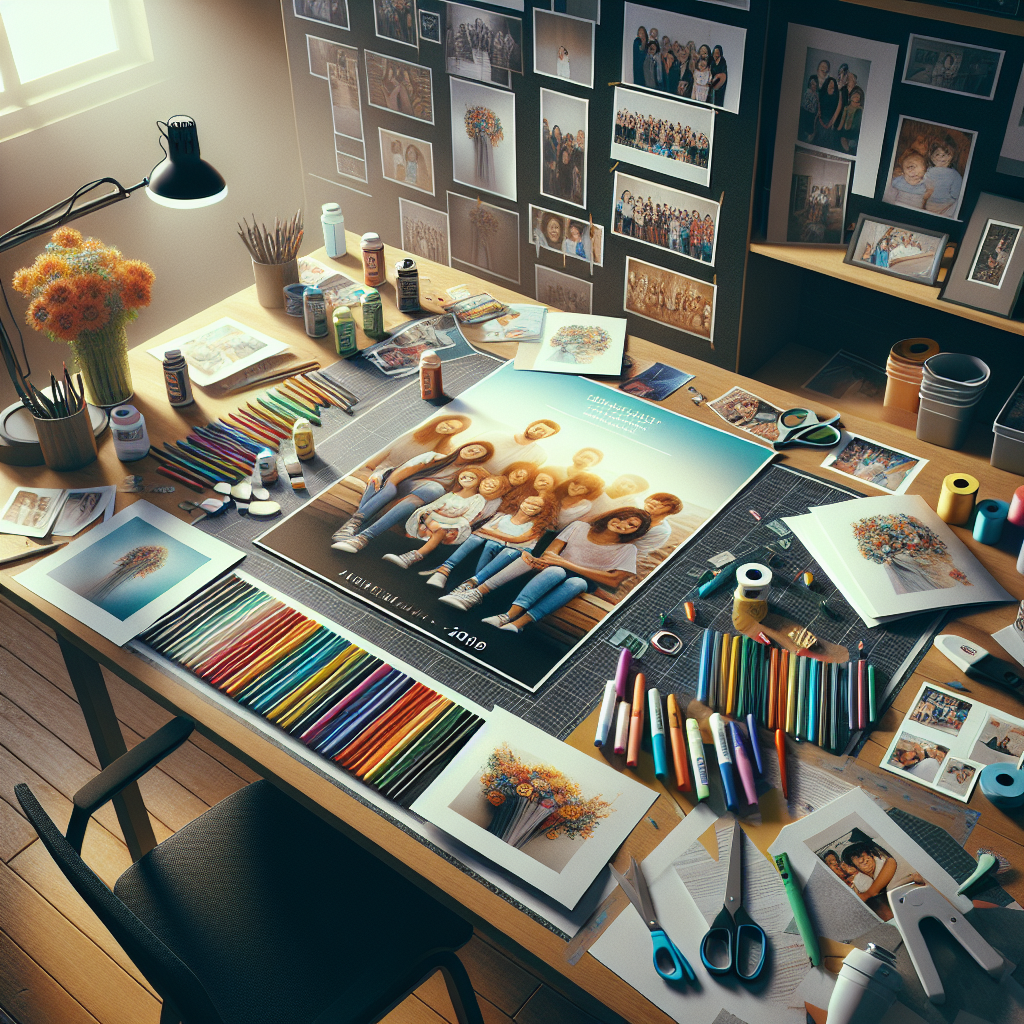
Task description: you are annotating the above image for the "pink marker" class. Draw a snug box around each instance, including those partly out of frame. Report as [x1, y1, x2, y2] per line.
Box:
[614, 646, 632, 700]
[729, 720, 758, 806]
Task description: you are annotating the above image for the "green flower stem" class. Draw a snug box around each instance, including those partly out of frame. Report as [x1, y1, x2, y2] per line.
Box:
[67, 317, 133, 407]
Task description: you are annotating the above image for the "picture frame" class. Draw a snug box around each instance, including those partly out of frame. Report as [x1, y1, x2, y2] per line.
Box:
[844, 213, 948, 286]
[364, 50, 434, 125]
[901, 33, 1004, 101]
[373, 0, 418, 48]
[418, 8, 441, 43]
[293, 0, 350, 30]
[942, 192, 1024, 318]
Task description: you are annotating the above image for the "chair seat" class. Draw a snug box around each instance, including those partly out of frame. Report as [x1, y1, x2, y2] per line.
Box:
[113, 781, 471, 1024]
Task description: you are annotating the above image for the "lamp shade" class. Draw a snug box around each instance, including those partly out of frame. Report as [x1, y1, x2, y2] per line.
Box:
[146, 116, 227, 208]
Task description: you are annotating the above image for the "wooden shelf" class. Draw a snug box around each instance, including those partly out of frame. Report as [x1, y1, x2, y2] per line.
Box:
[749, 241, 1024, 336]
[840, 0, 1024, 35]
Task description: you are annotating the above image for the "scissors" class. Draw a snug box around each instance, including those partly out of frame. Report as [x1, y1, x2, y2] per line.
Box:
[610, 856, 696, 983]
[699, 821, 768, 982]
[772, 408, 841, 450]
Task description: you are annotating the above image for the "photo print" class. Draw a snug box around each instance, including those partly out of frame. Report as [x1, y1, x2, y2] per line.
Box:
[803, 350, 887, 403]
[909, 685, 972, 737]
[883, 116, 976, 221]
[536, 264, 592, 314]
[540, 88, 588, 209]
[418, 8, 441, 43]
[846, 216, 946, 284]
[551, 0, 600, 21]
[253, 361, 774, 693]
[612, 170, 719, 265]
[0, 488, 64, 538]
[52, 488, 114, 537]
[788, 146, 851, 245]
[619, 2, 747, 115]
[797, 47, 872, 158]
[935, 758, 980, 799]
[998, 66, 1024, 177]
[903, 34, 1003, 100]
[365, 50, 434, 124]
[400, 198, 450, 265]
[533, 8, 595, 89]
[443, 3, 523, 87]
[294, 0, 349, 29]
[709, 386, 784, 442]
[610, 86, 713, 189]
[624, 255, 715, 343]
[327, 48, 364, 141]
[335, 133, 368, 183]
[820, 432, 927, 495]
[971, 714, 1024, 765]
[969, 220, 1021, 289]
[619, 359, 694, 402]
[450, 77, 517, 201]
[373, 0, 418, 48]
[379, 127, 434, 194]
[448, 191, 519, 284]
[530, 206, 603, 265]
[887, 730, 950, 785]
[514, 312, 627, 376]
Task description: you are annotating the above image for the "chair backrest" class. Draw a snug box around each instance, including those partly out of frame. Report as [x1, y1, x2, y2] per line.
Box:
[15, 782, 223, 1024]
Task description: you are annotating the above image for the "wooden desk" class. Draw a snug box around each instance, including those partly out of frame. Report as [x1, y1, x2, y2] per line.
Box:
[2, 232, 1022, 1024]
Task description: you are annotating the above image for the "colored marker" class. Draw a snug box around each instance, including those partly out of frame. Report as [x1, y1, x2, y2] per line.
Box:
[857, 640, 868, 730]
[768, 647, 779, 730]
[775, 728, 788, 798]
[613, 700, 630, 755]
[683, 601, 696, 623]
[686, 717, 710, 801]
[846, 660, 856, 731]
[868, 663, 877, 723]
[648, 688, 669, 780]
[806, 659, 818, 745]
[738, 636, 750, 717]
[594, 680, 617, 747]
[726, 634, 740, 714]
[729, 720, 758, 806]
[666, 694, 690, 791]
[709, 713, 739, 813]
[795, 657, 807, 740]
[746, 712, 764, 774]
[774, 852, 821, 967]
[710, 630, 723, 710]
[626, 672, 645, 768]
[614, 645, 632, 700]
[697, 628, 712, 704]
[785, 651, 797, 735]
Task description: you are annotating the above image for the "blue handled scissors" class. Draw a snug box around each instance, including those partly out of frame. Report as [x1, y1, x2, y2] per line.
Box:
[772, 408, 842, 451]
[699, 821, 769, 982]
[610, 856, 696, 984]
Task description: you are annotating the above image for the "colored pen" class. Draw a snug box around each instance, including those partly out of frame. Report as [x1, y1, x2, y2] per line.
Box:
[857, 640, 867, 730]
[613, 700, 630, 755]
[806, 659, 818, 745]
[156, 465, 205, 492]
[773, 852, 821, 967]
[614, 646, 632, 700]
[648, 688, 669, 780]
[775, 728, 788, 798]
[746, 712, 764, 774]
[697, 628, 712, 704]
[686, 718, 710, 801]
[709, 713, 739, 812]
[626, 672, 645, 768]
[666, 694, 690, 791]
[768, 647, 779, 729]
[594, 680, 617, 747]
[795, 657, 807, 740]
[710, 630, 723, 709]
[868, 663, 877, 723]
[846, 660, 856, 731]
[729, 720, 758, 806]
[737, 636, 750, 717]
[726, 634, 740, 714]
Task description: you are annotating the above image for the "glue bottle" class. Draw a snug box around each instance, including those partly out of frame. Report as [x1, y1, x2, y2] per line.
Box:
[419, 349, 442, 401]
[360, 232, 385, 287]
[395, 257, 419, 313]
[332, 305, 358, 358]
[110, 405, 150, 462]
[162, 349, 194, 408]
[293, 418, 315, 461]
[321, 202, 346, 258]
[361, 289, 384, 340]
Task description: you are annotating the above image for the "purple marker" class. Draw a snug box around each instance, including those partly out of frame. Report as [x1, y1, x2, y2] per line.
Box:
[614, 646, 632, 700]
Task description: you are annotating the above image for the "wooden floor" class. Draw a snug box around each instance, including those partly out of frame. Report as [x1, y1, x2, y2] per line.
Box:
[0, 601, 600, 1024]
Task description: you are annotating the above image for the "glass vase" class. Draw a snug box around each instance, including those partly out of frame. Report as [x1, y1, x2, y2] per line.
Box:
[69, 319, 133, 408]
[473, 134, 495, 190]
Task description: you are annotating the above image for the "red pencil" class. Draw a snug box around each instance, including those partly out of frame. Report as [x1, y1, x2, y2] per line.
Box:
[156, 466, 205, 492]
[857, 640, 868, 730]
[775, 728, 788, 799]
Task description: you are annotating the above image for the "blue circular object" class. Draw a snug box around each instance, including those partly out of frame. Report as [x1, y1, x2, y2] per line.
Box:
[978, 762, 1024, 809]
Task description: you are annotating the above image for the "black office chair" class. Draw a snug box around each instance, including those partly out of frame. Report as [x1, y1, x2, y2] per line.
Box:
[15, 717, 484, 1024]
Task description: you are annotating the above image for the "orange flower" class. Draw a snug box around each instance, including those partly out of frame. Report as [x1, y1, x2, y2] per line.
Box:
[25, 298, 51, 331]
[34, 254, 69, 279]
[486, 791, 505, 806]
[77, 299, 110, 332]
[51, 227, 83, 249]
[95, 247, 122, 271]
[76, 273, 110, 302]
[11, 268, 37, 295]
[516, 782, 534, 797]
[81, 238, 106, 251]
[119, 276, 152, 308]
[43, 280, 75, 306]
[47, 305, 83, 341]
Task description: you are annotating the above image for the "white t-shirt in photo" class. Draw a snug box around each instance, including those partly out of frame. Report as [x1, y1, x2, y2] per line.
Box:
[555, 520, 638, 573]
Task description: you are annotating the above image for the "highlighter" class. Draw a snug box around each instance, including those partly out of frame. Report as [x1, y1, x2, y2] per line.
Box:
[648, 688, 669, 780]
[729, 720, 758, 806]
[685, 718, 710, 801]
[774, 852, 821, 966]
[666, 694, 691, 791]
[613, 700, 630, 755]
[696, 628, 712, 704]
[594, 680, 617, 747]
[745, 712, 764, 774]
[614, 646, 632, 700]
[709, 713, 739, 812]
[626, 672, 646, 768]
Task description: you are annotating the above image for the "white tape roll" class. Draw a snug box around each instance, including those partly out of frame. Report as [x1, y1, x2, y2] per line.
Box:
[736, 562, 772, 600]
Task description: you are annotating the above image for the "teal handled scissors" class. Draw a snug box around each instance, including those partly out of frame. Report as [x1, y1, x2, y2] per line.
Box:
[610, 856, 696, 984]
[772, 408, 841, 450]
[699, 822, 768, 982]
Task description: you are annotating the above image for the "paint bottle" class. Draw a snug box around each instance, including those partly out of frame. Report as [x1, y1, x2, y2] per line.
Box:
[395, 257, 420, 313]
[332, 305, 358, 358]
[110, 405, 150, 462]
[362, 288, 385, 340]
[419, 349, 442, 401]
[257, 447, 278, 486]
[360, 231, 385, 287]
[293, 418, 315, 461]
[321, 202, 346, 258]
[162, 349, 194, 408]
[303, 286, 328, 338]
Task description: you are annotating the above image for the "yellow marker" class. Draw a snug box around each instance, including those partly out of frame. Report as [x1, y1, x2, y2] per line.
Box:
[785, 647, 798, 735]
[726, 634, 741, 715]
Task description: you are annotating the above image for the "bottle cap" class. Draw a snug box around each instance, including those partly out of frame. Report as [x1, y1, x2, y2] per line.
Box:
[163, 348, 183, 363]
[333, 305, 353, 320]
[322, 202, 340, 214]
[396, 257, 416, 273]
[293, 418, 311, 433]
[111, 405, 141, 426]
[419, 348, 440, 366]
[361, 231, 382, 247]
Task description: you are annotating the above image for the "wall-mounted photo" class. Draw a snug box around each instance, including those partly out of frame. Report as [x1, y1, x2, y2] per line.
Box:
[379, 127, 435, 194]
[307, 33, 352, 79]
[535, 265, 592, 314]
[624, 255, 715, 343]
[365, 50, 434, 124]
[418, 8, 441, 43]
[374, 0, 418, 48]
[294, 0, 349, 30]
[844, 213, 947, 285]
[540, 88, 588, 209]
[797, 46, 872, 158]
[529, 205, 604, 265]
[550, 0, 600, 20]
[611, 170, 718, 266]
[619, 1, 746, 114]
[788, 146, 850, 244]
[335, 132, 367, 183]
[610, 86, 712, 188]
[902, 34, 1004, 100]
[444, 2, 523, 88]
[882, 116, 976, 221]
[533, 9, 594, 89]
[400, 198, 451, 266]
[969, 220, 1021, 289]
[450, 77, 517, 201]
[327, 51, 364, 140]
[448, 191, 520, 284]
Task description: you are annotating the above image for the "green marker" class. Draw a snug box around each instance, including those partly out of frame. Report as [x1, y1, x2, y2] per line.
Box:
[773, 852, 821, 967]
[738, 636, 749, 716]
[868, 664, 877, 723]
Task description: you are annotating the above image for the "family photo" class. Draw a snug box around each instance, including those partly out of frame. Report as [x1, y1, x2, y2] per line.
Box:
[624, 256, 715, 342]
[848, 217, 944, 282]
[444, 3, 523, 87]
[909, 685, 972, 737]
[530, 205, 604, 265]
[374, 0, 417, 48]
[448, 192, 520, 284]
[788, 146, 850, 244]
[798, 47, 871, 156]
[903, 34, 1004, 100]
[540, 88, 588, 209]
[451, 77, 518, 201]
[969, 219, 1021, 288]
[365, 50, 434, 124]
[536, 265, 592, 314]
[822, 433, 925, 494]
[327, 49, 363, 140]
[400, 198, 450, 266]
[533, 8, 595, 89]
[379, 128, 434, 194]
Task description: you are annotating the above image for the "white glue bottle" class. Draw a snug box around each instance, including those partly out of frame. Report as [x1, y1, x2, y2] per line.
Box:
[110, 405, 150, 461]
[321, 203, 346, 257]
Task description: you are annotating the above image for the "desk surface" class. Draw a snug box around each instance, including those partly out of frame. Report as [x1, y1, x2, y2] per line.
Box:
[2, 232, 1023, 1024]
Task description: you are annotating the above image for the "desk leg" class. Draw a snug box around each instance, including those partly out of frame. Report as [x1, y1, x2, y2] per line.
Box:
[57, 635, 157, 861]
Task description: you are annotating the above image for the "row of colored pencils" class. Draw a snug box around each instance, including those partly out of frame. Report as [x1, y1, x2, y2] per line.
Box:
[139, 574, 483, 806]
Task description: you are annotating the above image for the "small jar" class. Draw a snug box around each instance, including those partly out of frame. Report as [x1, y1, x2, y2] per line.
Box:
[303, 286, 328, 338]
[419, 349, 442, 401]
[110, 405, 150, 461]
[293, 418, 315, 461]
[162, 348, 194, 408]
[332, 305, 358, 358]
[360, 231, 385, 287]
[321, 202, 346, 258]
[395, 257, 419, 313]
[257, 447, 278, 485]
[361, 289, 385, 340]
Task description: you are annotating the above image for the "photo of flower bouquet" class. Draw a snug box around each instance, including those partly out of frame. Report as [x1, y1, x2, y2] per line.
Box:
[450, 77, 517, 201]
[464, 104, 504, 145]
[547, 325, 612, 365]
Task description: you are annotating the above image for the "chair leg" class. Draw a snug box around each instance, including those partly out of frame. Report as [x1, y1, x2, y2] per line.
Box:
[435, 951, 484, 1024]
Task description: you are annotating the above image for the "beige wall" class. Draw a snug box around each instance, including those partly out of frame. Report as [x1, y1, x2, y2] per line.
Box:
[0, 0, 303, 406]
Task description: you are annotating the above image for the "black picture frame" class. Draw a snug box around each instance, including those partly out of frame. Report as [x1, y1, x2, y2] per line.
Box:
[843, 213, 948, 286]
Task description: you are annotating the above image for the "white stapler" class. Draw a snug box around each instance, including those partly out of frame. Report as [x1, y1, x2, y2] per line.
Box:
[887, 882, 1004, 1004]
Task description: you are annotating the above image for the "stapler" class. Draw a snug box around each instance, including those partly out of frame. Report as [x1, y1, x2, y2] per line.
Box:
[887, 882, 1004, 1004]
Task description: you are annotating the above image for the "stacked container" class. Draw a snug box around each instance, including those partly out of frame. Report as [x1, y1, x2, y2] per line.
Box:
[916, 353, 990, 450]
[884, 338, 939, 413]
[991, 375, 1024, 474]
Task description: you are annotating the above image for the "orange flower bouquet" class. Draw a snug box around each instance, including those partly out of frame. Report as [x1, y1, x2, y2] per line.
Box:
[13, 228, 155, 406]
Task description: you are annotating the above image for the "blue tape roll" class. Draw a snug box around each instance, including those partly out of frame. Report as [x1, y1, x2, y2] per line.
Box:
[973, 499, 1010, 545]
[283, 282, 307, 317]
[979, 762, 1024, 809]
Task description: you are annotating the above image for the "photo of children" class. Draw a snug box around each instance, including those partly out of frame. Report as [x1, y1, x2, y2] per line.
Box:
[536, 265, 592, 314]
[970, 715, 1024, 765]
[379, 128, 434, 195]
[400, 198, 450, 266]
[903, 34, 1004, 101]
[444, 4, 523, 87]
[883, 116, 976, 220]
[708, 386, 783, 442]
[798, 48, 871, 156]
[821, 433, 926, 495]
[373, 0, 417, 48]
[909, 685, 972, 737]
[529, 205, 604, 265]
[533, 8, 594, 88]
[365, 51, 434, 124]
[540, 88, 588, 209]
[935, 758, 980, 799]
[788, 146, 850, 244]
[623, 256, 715, 342]
[969, 219, 1021, 289]
[848, 219, 944, 281]
[887, 730, 949, 783]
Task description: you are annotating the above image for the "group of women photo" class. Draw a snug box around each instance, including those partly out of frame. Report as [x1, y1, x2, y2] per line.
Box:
[613, 106, 711, 168]
[614, 188, 716, 262]
[630, 25, 729, 108]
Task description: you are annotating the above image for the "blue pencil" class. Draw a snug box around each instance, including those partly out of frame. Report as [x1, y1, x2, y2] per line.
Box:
[796, 657, 807, 741]
[806, 659, 818, 745]
[697, 628, 712, 704]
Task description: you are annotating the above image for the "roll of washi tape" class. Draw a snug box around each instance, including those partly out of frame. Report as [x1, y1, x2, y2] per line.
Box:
[937, 473, 979, 525]
[973, 499, 1010, 545]
[979, 763, 1024, 810]
[283, 282, 307, 317]
[892, 337, 940, 364]
[1009, 485, 1024, 528]
[736, 562, 772, 599]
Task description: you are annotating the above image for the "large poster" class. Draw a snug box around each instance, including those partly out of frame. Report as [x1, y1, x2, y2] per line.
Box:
[256, 362, 773, 692]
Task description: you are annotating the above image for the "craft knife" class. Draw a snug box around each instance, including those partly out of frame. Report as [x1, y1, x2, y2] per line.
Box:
[934, 633, 1024, 698]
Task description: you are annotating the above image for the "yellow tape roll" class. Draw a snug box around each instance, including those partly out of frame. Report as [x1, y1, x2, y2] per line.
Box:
[937, 472, 979, 525]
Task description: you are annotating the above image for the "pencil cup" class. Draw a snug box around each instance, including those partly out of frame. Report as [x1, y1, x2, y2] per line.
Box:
[33, 405, 97, 472]
[252, 258, 299, 308]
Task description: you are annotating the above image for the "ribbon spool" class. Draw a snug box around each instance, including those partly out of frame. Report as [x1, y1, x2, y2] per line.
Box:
[979, 763, 1024, 810]
[937, 473, 979, 525]
[732, 563, 771, 630]
[973, 499, 1009, 545]
[1009, 485, 1024, 528]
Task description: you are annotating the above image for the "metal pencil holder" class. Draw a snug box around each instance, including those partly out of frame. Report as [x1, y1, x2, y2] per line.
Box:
[33, 405, 98, 472]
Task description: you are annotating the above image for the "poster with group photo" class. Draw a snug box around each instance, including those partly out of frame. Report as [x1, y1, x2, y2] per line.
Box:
[255, 361, 773, 693]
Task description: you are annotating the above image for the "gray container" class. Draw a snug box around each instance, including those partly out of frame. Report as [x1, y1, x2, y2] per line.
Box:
[991, 375, 1024, 474]
[917, 395, 978, 449]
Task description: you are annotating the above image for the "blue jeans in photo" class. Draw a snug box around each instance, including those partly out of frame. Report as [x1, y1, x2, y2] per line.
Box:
[358, 480, 445, 540]
[511, 566, 588, 622]
[474, 546, 528, 584]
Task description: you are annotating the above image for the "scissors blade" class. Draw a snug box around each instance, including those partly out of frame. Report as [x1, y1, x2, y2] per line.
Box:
[609, 861, 648, 923]
[724, 822, 743, 912]
[630, 857, 661, 930]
